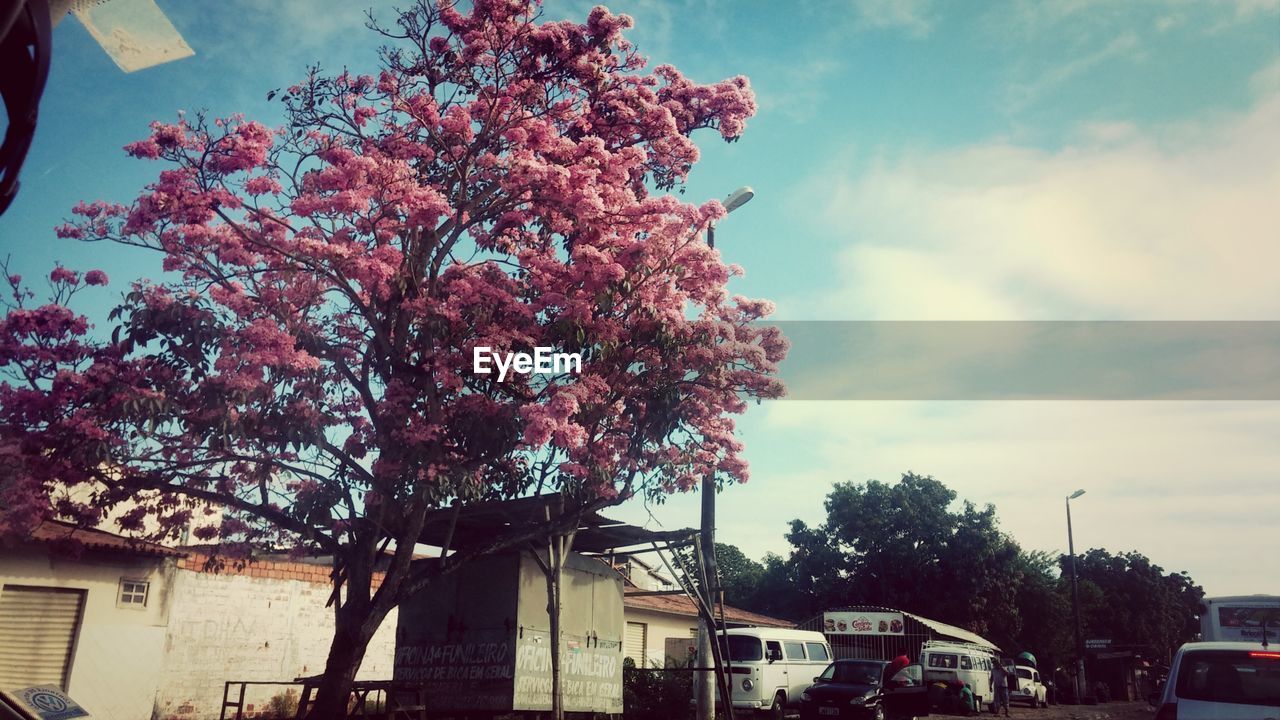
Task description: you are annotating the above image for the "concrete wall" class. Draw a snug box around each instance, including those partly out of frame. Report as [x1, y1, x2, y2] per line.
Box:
[625, 607, 699, 668]
[0, 548, 174, 720]
[153, 557, 397, 720]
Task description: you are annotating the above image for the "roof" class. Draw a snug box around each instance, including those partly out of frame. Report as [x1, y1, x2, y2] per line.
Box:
[823, 605, 1001, 652]
[415, 494, 694, 553]
[908, 612, 1000, 651]
[623, 585, 793, 628]
[17, 520, 187, 558]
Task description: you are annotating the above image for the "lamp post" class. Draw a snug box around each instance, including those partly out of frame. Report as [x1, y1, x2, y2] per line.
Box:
[1066, 489, 1087, 703]
[696, 186, 754, 720]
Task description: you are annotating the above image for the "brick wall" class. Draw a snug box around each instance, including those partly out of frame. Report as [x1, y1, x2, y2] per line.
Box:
[153, 556, 397, 720]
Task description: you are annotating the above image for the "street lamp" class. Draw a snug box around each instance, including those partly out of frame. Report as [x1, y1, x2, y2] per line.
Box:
[1066, 489, 1087, 703]
[696, 186, 754, 720]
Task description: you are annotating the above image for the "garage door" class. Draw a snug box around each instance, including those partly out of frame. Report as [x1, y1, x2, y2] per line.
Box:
[0, 585, 86, 690]
[625, 621, 648, 668]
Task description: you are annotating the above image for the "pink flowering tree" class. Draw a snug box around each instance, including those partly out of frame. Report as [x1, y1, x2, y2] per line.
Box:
[0, 0, 785, 714]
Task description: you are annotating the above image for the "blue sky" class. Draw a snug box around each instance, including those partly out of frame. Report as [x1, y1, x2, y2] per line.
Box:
[1, 0, 1278, 597]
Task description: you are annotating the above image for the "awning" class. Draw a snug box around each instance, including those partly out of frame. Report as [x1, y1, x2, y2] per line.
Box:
[905, 611, 1000, 651]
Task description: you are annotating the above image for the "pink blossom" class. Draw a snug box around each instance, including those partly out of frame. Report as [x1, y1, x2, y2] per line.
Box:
[2, 2, 783, 684]
[49, 267, 79, 284]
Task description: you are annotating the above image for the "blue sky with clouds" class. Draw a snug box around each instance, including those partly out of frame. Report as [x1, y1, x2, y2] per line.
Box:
[2, 0, 1277, 596]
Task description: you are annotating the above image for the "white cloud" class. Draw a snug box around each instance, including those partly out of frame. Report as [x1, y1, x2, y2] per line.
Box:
[1006, 32, 1140, 111]
[781, 85, 1280, 321]
[754, 58, 842, 123]
[851, 0, 935, 38]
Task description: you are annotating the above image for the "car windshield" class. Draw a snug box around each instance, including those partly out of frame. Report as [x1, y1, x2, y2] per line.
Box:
[1017, 668, 1033, 679]
[1176, 650, 1280, 707]
[834, 661, 883, 685]
[720, 636, 764, 662]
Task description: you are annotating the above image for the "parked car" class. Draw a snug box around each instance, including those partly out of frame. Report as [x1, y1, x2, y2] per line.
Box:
[800, 659, 930, 720]
[1155, 641, 1280, 720]
[1013, 665, 1048, 707]
[707, 627, 834, 719]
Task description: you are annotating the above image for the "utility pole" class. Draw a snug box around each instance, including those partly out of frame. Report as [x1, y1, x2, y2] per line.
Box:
[1066, 489, 1087, 703]
[695, 188, 753, 720]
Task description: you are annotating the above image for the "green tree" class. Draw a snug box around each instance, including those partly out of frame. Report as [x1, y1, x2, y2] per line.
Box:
[782, 473, 1027, 635]
[713, 543, 766, 608]
[1011, 549, 1071, 666]
[1060, 549, 1204, 658]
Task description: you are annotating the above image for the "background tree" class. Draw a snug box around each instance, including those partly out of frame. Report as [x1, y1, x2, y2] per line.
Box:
[1061, 549, 1204, 659]
[776, 473, 1026, 635]
[0, 1, 784, 716]
[670, 541, 766, 609]
[761, 472, 1202, 672]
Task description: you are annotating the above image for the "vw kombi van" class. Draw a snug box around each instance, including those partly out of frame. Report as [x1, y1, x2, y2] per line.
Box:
[711, 627, 834, 718]
[920, 641, 998, 710]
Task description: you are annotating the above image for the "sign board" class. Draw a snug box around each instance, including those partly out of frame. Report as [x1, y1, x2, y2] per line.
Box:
[393, 639, 516, 712]
[511, 635, 623, 713]
[1085, 639, 1112, 649]
[664, 636, 697, 667]
[0, 687, 90, 720]
[1216, 607, 1280, 643]
[824, 611, 906, 635]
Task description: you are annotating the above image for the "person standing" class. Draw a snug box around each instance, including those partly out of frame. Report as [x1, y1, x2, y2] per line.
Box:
[991, 661, 1012, 716]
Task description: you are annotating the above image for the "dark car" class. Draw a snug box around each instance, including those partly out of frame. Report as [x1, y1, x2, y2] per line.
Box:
[801, 659, 930, 720]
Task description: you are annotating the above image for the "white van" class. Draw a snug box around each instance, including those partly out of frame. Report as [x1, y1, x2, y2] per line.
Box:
[711, 627, 834, 718]
[920, 641, 999, 710]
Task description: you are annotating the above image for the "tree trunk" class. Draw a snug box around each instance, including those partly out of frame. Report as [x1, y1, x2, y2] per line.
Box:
[306, 603, 388, 719]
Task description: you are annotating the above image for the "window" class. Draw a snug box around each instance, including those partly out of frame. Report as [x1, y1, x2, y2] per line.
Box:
[819, 663, 836, 680]
[766, 640, 782, 661]
[1176, 650, 1280, 707]
[118, 578, 149, 608]
[929, 653, 958, 668]
[834, 661, 884, 685]
[784, 641, 806, 660]
[960, 656, 973, 670]
[806, 642, 831, 662]
[1017, 668, 1033, 680]
[722, 636, 764, 662]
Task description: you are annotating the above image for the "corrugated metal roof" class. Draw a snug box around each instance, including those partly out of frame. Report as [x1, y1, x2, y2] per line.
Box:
[906, 612, 1000, 651]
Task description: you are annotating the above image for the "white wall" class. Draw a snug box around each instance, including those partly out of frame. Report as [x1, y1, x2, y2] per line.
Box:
[153, 567, 398, 719]
[625, 607, 699, 668]
[0, 549, 173, 720]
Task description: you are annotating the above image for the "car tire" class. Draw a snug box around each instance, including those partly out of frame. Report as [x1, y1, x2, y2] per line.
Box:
[872, 704, 886, 720]
[769, 693, 786, 720]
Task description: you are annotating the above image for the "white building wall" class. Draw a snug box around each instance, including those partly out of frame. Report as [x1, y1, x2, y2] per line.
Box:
[153, 566, 397, 720]
[0, 549, 173, 720]
[624, 607, 700, 668]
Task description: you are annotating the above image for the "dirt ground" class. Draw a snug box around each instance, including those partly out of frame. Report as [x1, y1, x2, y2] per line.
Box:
[934, 702, 1154, 720]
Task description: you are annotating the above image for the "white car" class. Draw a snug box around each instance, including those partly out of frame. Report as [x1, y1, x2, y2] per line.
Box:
[1155, 641, 1280, 720]
[1012, 665, 1048, 708]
